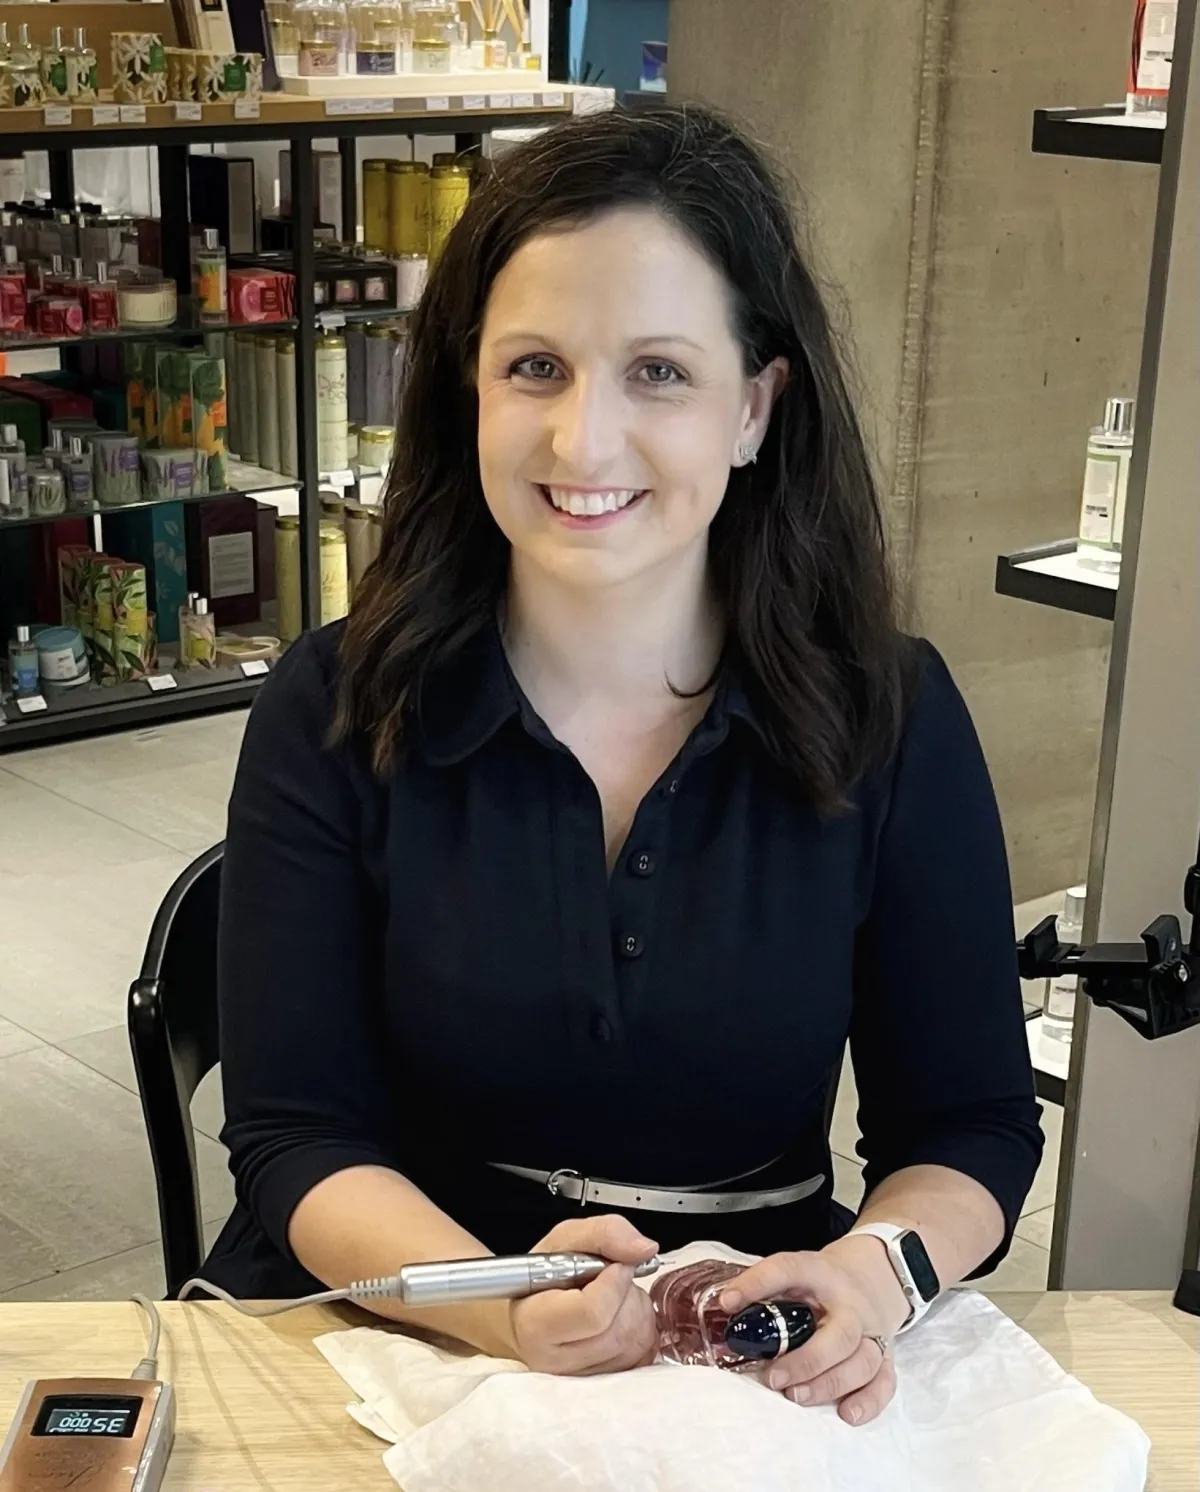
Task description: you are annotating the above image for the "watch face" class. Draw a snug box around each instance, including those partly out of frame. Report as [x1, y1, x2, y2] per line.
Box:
[899, 1231, 940, 1303]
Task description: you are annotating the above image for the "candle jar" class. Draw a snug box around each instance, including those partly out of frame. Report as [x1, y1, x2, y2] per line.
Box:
[411, 0, 455, 71]
[267, 0, 299, 69]
[349, 0, 400, 74]
[296, 0, 347, 76]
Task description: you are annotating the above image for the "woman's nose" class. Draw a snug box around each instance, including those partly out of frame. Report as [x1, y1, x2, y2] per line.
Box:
[549, 375, 628, 474]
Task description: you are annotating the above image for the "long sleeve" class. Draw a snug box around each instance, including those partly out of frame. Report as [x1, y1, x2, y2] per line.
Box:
[849, 643, 1044, 1273]
[218, 628, 396, 1261]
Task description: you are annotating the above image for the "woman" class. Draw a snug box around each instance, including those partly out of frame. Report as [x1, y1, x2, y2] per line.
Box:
[206, 104, 1042, 1429]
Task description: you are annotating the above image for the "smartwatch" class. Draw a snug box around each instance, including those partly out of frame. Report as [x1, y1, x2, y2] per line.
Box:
[849, 1223, 941, 1334]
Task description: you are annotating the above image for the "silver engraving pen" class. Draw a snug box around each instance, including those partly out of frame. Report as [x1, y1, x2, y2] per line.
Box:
[385, 1252, 661, 1308]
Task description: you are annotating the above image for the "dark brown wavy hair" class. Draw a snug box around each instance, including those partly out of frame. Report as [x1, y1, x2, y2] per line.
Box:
[334, 103, 917, 811]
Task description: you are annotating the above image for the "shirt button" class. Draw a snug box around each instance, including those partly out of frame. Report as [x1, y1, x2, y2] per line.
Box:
[666, 778, 681, 796]
[591, 1015, 612, 1043]
[619, 933, 645, 959]
[630, 851, 656, 877]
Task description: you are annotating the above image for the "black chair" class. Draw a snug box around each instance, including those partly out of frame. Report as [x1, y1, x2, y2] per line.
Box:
[128, 843, 224, 1299]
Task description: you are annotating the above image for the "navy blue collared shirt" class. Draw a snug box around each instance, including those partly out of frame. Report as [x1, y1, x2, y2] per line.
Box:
[206, 621, 1042, 1297]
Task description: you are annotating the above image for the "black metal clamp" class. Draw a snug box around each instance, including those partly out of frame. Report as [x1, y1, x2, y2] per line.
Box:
[1016, 846, 1200, 1315]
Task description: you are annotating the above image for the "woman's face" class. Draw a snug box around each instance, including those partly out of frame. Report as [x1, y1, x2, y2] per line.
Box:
[476, 206, 785, 594]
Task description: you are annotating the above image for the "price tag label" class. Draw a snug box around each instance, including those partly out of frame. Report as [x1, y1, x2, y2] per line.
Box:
[542, 90, 566, 107]
[424, 95, 450, 111]
[91, 104, 120, 126]
[488, 93, 513, 109]
[173, 100, 202, 122]
[119, 104, 147, 124]
[241, 658, 270, 678]
[234, 97, 260, 119]
[324, 97, 394, 116]
[43, 105, 73, 127]
[146, 673, 178, 692]
[463, 93, 486, 110]
[15, 694, 48, 714]
[511, 92, 536, 108]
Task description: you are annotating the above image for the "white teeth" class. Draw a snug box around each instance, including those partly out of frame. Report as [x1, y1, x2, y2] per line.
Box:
[545, 487, 641, 516]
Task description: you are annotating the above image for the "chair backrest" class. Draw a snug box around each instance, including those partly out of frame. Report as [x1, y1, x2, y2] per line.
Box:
[127, 843, 223, 1299]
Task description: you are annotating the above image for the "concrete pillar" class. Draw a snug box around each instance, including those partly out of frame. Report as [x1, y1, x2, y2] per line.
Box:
[671, 0, 1158, 899]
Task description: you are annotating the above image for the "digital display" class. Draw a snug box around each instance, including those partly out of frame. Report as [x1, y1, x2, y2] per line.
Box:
[33, 1396, 140, 1439]
[900, 1232, 941, 1304]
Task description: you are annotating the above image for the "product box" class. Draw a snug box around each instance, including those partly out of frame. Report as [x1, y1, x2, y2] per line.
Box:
[103, 505, 188, 646]
[111, 560, 152, 681]
[30, 520, 90, 623]
[279, 147, 343, 236]
[188, 351, 228, 492]
[58, 543, 94, 631]
[228, 268, 295, 323]
[90, 556, 119, 684]
[155, 348, 195, 450]
[185, 495, 260, 625]
[0, 392, 42, 456]
[0, 378, 92, 447]
[125, 342, 158, 442]
[188, 155, 259, 256]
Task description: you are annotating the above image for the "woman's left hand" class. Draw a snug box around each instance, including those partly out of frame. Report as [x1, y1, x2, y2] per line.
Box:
[718, 1236, 911, 1426]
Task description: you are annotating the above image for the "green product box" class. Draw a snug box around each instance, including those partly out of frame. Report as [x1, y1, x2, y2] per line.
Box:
[103, 504, 187, 646]
[57, 544, 94, 631]
[0, 393, 43, 457]
[125, 342, 156, 442]
[189, 351, 228, 492]
[155, 348, 195, 451]
[90, 556, 119, 684]
[111, 560, 151, 681]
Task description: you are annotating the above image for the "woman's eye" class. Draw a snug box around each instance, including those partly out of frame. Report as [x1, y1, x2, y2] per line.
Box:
[635, 361, 686, 386]
[510, 355, 562, 382]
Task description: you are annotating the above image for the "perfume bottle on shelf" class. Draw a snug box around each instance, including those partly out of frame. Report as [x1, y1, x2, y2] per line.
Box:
[1077, 396, 1135, 573]
[1043, 886, 1086, 1044]
[10, 24, 43, 108]
[41, 24, 69, 102]
[8, 624, 40, 698]
[67, 28, 98, 102]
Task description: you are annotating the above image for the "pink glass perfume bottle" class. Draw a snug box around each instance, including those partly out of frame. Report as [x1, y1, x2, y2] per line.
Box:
[651, 1260, 817, 1370]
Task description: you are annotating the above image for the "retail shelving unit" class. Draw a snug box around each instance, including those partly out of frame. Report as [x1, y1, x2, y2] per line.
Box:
[0, 88, 577, 748]
[994, 541, 1118, 621]
[995, 104, 1164, 621]
[1031, 105, 1166, 164]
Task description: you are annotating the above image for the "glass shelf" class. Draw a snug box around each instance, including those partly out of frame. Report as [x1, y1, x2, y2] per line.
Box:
[0, 458, 300, 530]
[0, 298, 299, 352]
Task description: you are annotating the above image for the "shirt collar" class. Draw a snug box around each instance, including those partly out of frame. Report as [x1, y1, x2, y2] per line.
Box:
[414, 621, 770, 767]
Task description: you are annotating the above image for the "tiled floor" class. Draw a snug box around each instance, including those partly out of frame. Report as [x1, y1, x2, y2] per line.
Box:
[0, 709, 1063, 1300]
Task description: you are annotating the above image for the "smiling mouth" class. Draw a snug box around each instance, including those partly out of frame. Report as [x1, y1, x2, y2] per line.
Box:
[538, 485, 648, 518]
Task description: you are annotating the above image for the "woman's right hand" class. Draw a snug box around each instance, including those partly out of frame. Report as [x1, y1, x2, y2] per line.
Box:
[507, 1215, 661, 1375]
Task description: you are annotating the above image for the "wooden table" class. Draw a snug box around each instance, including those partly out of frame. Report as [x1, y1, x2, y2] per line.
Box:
[0, 1293, 1195, 1489]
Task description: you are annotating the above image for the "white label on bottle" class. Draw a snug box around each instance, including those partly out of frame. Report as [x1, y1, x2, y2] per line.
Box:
[1137, 0, 1177, 92]
[241, 658, 270, 677]
[147, 673, 178, 692]
[119, 104, 147, 124]
[208, 531, 255, 600]
[488, 93, 513, 109]
[173, 101, 203, 122]
[425, 95, 450, 111]
[324, 97, 395, 116]
[1079, 451, 1120, 544]
[512, 92, 536, 108]
[542, 91, 566, 107]
[43, 106, 73, 127]
[16, 694, 48, 714]
[92, 105, 120, 126]
[1044, 973, 1078, 1023]
[463, 93, 486, 110]
[234, 98, 260, 119]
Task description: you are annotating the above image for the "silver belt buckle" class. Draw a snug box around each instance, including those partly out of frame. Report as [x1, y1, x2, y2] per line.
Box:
[546, 1167, 587, 1205]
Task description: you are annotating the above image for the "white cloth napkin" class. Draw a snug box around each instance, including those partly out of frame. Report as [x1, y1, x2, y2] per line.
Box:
[314, 1242, 1150, 1492]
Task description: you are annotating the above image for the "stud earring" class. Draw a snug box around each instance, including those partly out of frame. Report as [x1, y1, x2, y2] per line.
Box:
[737, 443, 758, 466]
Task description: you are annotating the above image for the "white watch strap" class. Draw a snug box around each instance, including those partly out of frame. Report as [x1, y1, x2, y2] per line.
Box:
[849, 1223, 933, 1333]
